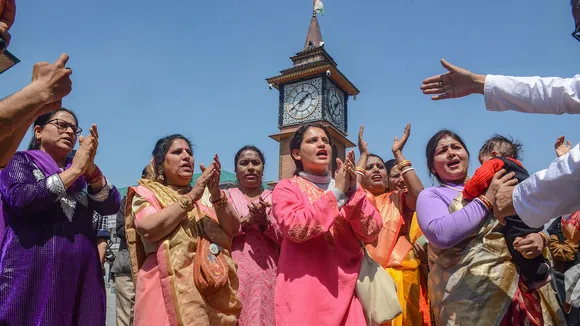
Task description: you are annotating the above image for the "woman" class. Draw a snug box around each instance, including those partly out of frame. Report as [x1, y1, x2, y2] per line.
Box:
[125, 134, 241, 326]
[0, 108, 120, 325]
[272, 123, 382, 326]
[357, 124, 430, 326]
[384, 159, 407, 192]
[415, 129, 565, 325]
[227, 145, 282, 326]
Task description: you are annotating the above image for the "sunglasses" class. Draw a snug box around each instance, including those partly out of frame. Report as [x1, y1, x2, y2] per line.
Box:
[45, 119, 82, 135]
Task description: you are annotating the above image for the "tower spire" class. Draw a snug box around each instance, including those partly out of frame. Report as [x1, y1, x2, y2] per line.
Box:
[303, 1, 323, 50]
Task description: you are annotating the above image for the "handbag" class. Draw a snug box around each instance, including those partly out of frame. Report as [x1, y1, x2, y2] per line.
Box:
[356, 244, 402, 325]
[193, 216, 230, 296]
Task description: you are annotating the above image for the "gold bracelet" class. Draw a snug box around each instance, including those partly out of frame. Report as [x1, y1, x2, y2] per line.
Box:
[396, 160, 411, 171]
[355, 171, 365, 177]
[211, 191, 228, 209]
[355, 166, 366, 174]
[178, 194, 195, 212]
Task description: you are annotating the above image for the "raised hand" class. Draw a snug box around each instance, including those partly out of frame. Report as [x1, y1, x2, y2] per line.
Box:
[334, 158, 349, 194]
[392, 123, 411, 154]
[84, 124, 99, 175]
[555, 136, 572, 158]
[31, 54, 73, 114]
[200, 154, 222, 200]
[345, 149, 357, 189]
[190, 162, 218, 202]
[71, 132, 96, 175]
[420, 59, 485, 100]
[358, 125, 369, 156]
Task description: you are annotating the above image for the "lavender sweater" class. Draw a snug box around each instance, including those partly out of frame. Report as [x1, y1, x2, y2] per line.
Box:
[416, 183, 489, 249]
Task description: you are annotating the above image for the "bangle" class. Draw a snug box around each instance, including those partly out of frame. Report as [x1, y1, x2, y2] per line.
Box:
[85, 166, 103, 184]
[401, 167, 415, 176]
[211, 190, 228, 208]
[477, 195, 492, 211]
[355, 171, 364, 177]
[355, 167, 366, 174]
[178, 194, 195, 212]
[396, 160, 411, 171]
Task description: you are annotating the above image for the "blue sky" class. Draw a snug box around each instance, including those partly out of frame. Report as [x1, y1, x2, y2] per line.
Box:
[1, 0, 577, 188]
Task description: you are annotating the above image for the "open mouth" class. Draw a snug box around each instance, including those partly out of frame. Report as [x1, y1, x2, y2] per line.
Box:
[180, 162, 193, 171]
[371, 174, 382, 181]
[447, 158, 461, 169]
[316, 149, 328, 159]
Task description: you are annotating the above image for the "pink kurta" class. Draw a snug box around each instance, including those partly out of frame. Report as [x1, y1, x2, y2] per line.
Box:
[272, 176, 383, 326]
[228, 188, 282, 326]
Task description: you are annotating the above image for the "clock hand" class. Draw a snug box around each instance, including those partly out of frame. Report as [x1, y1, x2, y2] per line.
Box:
[290, 94, 309, 112]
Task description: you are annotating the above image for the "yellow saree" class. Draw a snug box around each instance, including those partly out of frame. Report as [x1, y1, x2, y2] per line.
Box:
[125, 179, 241, 326]
[366, 191, 430, 326]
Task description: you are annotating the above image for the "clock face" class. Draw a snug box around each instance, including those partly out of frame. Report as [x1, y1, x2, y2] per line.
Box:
[328, 87, 345, 126]
[284, 80, 321, 121]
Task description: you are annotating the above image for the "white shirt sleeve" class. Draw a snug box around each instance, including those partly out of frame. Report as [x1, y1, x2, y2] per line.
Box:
[484, 75, 580, 114]
[514, 143, 580, 228]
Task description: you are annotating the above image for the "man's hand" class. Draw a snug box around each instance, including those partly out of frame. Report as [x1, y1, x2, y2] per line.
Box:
[490, 170, 518, 224]
[30, 54, 73, 113]
[0, 0, 15, 51]
[420, 59, 486, 100]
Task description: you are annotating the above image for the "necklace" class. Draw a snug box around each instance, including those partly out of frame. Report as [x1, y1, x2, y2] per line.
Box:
[441, 183, 464, 192]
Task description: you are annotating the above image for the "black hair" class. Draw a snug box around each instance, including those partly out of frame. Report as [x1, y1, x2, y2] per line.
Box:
[425, 129, 470, 183]
[384, 159, 396, 176]
[151, 134, 193, 183]
[290, 123, 332, 175]
[234, 145, 266, 172]
[141, 165, 151, 179]
[27, 108, 79, 150]
[479, 134, 523, 161]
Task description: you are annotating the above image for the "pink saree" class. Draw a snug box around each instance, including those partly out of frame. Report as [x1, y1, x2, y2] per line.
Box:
[227, 187, 282, 326]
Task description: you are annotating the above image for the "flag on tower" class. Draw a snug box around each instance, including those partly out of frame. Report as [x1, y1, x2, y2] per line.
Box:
[314, 0, 324, 16]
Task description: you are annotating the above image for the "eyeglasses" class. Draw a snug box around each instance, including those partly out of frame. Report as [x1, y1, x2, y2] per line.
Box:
[45, 119, 82, 135]
[573, 23, 580, 42]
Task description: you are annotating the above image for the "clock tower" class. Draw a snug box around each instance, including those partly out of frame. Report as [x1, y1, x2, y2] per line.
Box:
[266, 5, 360, 180]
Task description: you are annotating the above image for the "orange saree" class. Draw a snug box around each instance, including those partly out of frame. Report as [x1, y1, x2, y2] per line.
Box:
[365, 191, 431, 326]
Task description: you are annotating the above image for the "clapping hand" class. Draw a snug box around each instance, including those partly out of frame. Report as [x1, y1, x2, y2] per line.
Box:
[555, 136, 572, 158]
[245, 197, 270, 227]
[392, 123, 410, 154]
[84, 125, 99, 175]
[358, 125, 369, 156]
[200, 154, 222, 200]
[72, 127, 97, 175]
[190, 159, 219, 202]
[335, 150, 357, 193]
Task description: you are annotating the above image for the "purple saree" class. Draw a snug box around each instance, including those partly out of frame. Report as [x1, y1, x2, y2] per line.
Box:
[0, 150, 120, 326]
